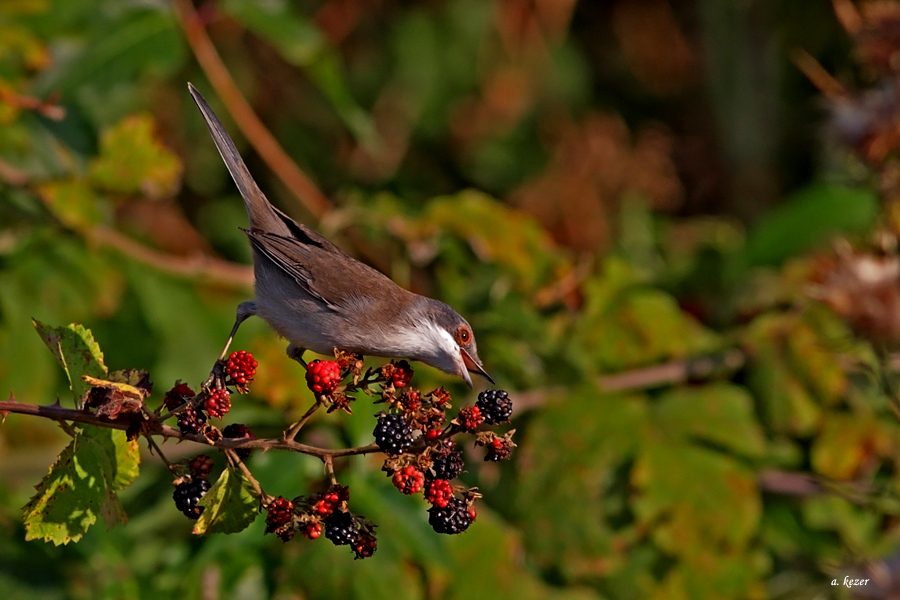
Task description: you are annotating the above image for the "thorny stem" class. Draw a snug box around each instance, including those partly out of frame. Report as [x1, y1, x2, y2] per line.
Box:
[323, 456, 337, 486]
[283, 399, 322, 442]
[145, 434, 179, 474]
[225, 449, 269, 503]
[0, 398, 380, 459]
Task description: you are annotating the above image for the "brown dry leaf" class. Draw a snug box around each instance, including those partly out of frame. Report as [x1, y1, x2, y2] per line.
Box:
[82, 371, 151, 420]
[809, 246, 900, 346]
[510, 114, 683, 253]
[612, 0, 697, 96]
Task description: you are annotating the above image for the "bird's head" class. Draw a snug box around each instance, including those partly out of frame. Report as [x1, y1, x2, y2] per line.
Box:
[403, 299, 493, 388]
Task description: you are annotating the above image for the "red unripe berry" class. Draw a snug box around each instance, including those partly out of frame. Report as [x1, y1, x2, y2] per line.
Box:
[204, 389, 231, 419]
[265, 496, 294, 533]
[390, 360, 414, 388]
[226, 350, 258, 386]
[392, 466, 425, 495]
[303, 522, 323, 539]
[425, 479, 453, 508]
[305, 360, 342, 394]
[188, 454, 214, 479]
[313, 499, 335, 516]
[426, 429, 442, 440]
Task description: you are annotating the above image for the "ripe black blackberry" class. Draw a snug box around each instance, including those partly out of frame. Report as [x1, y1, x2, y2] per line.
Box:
[373, 413, 413, 455]
[476, 389, 513, 424]
[173, 478, 211, 519]
[177, 405, 207, 435]
[428, 497, 474, 534]
[223, 423, 255, 460]
[431, 450, 464, 480]
[324, 511, 359, 546]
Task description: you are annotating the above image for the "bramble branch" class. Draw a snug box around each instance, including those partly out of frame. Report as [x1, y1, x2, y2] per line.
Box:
[0, 396, 379, 459]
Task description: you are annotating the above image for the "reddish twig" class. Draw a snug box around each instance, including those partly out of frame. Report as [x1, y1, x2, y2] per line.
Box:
[87, 226, 254, 292]
[172, 0, 332, 219]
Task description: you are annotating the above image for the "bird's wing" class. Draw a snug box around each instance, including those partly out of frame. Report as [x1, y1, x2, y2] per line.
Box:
[244, 229, 401, 311]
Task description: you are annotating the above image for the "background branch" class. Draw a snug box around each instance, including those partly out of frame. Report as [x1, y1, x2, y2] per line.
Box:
[173, 0, 332, 220]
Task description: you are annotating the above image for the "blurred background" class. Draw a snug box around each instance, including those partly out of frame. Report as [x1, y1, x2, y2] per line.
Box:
[4, 0, 900, 598]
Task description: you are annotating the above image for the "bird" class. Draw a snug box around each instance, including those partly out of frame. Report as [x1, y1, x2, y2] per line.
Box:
[188, 83, 493, 388]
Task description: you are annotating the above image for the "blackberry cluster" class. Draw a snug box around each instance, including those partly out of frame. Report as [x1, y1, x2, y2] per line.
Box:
[476, 389, 513, 424]
[428, 497, 474, 534]
[373, 413, 413, 455]
[323, 511, 358, 546]
[177, 405, 207, 435]
[431, 450, 464, 480]
[225, 350, 258, 386]
[173, 478, 211, 519]
[204, 389, 231, 419]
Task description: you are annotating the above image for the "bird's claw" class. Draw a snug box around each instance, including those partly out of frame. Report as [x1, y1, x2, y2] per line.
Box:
[202, 360, 228, 392]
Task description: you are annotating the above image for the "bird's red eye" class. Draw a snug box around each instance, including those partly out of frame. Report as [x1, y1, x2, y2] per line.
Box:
[457, 326, 471, 345]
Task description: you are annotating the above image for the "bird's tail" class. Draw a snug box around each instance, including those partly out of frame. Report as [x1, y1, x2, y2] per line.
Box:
[188, 83, 285, 234]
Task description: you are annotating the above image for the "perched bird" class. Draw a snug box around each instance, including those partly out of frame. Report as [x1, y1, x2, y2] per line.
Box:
[189, 83, 492, 388]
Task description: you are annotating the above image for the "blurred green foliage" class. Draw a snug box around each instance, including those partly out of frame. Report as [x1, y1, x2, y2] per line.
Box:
[0, 1, 897, 599]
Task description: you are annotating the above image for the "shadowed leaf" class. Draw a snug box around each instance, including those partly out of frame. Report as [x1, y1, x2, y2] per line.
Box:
[193, 468, 259, 535]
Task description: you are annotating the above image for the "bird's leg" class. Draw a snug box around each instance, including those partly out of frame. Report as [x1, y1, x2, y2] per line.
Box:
[204, 301, 257, 390]
[286, 343, 308, 369]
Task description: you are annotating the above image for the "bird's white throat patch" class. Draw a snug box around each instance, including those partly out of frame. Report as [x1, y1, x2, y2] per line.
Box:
[393, 319, 458, 366]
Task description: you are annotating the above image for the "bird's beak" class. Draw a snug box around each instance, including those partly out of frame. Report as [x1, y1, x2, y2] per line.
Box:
[460, 348, 495, 388]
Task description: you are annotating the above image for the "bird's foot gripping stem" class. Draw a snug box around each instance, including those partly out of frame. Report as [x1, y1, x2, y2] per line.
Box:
[204, 300, 257, 392]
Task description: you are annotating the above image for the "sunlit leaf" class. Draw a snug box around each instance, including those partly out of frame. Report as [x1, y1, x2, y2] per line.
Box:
[631, 439, 761, 556]
[22, 426, 134, 545]
[88, 114, 182, 199]
[654, 383, 766, 459]
[35, 179, 103, 230]
[811, 415, 895, 480]
[33, 320, 106, 405]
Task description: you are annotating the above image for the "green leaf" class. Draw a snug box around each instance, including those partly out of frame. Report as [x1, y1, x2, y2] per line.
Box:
[654, 383, 767, 459]
[88, 114, 182, 199]
[32, 320, 107, 405]
[740, 183, 879, 267]
[22, 426, 132, 545]
[516, 384, 649, 578]
[803, 495, 881, 552]
[35, 9, 185, 97]
[744, 313, 822, 435]
[631, 439, 761, 556]
[222, 0, 373, 141]
[573, 268, 721, 372]
[194, 468, 259, 535]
